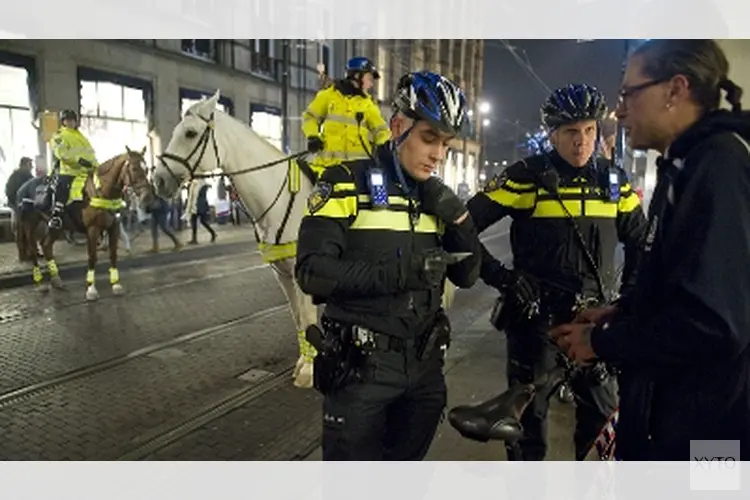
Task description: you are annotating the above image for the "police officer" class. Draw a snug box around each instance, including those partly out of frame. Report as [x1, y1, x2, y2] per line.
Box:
[48, 109, 98, 229]
[301, 57, 391, 179]
[295, 71, 481, 461]
[466, 83, 648, 461]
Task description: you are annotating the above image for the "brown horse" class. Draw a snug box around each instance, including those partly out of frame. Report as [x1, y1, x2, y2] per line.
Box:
[16, 147, 153, 300]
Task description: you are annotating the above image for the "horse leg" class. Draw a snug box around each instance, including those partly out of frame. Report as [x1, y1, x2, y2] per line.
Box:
[108, 219, 124, 296]
[270, 258, 317, 389]
[24, 216, 48, 292]
[293, 285, 319, 389]
[42, 228, 64, 290]
[85, 225, 100, 301]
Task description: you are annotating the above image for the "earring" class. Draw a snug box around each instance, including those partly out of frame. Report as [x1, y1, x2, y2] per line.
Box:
[666, 102, 673, 109]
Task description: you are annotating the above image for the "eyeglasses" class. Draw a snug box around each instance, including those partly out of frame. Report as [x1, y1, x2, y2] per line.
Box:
[618, 78, 669, 106]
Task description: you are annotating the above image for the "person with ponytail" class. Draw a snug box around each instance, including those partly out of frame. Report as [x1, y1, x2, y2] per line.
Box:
[551, 39, 750, 460]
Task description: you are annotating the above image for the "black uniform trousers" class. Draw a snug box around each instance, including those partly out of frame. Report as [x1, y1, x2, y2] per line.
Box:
[322, 335, 447, 461]
[505, 321, 618, 460]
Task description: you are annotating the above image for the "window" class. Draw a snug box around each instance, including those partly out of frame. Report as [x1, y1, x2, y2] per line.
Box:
[250, 110, 283, 151]
[0, 63, 38, 205]
[123, 87, 145, 120]
[80, 81, 98, 116]
[251, 39, 274, 76]
[0, 64, 29, 108]
[181, 39, 216, 61]
[78, 78, 150, 166]
[321, 44, 331, 75]
[258, 39, 271, 58]
[96, 81, 123, 118]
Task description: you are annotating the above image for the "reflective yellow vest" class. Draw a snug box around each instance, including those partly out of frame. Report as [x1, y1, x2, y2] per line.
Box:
[49, 126, 98, 176]
[302, 83, 391, 175]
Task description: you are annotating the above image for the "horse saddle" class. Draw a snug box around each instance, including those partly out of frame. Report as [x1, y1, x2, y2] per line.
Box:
[448, 365, 568, 443]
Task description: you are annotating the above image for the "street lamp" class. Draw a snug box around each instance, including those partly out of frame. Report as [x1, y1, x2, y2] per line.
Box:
[479, 101, 491, 115]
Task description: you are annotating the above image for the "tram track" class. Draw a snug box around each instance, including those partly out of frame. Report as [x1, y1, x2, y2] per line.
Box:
[0, 251, 266, 326]
[117, 364, 297, 460]
[0, 302, 290, 410]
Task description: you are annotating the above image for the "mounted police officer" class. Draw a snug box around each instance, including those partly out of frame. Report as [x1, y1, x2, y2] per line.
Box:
[295, 70, 481, 460]
[48, 109, 98, 229]
[301, 56, 392, 180]
[466, 83, 648, 461]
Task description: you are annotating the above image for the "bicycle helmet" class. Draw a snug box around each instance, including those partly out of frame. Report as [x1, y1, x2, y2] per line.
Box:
[541, 84, 608, 129]
[391, 71, 470, 137]
[346, 57, 379, 79]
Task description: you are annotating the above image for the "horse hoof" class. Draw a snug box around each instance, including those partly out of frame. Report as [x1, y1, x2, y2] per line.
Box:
[37, 283, 50, 293]
[112, 283, 124, 296]
[50, 276, 64, 289]
[85, 287, 99, 301]
[293, 361, 314, 389]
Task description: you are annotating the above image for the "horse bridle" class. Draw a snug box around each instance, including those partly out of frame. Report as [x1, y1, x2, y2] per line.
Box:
[156, 110, 313, 245]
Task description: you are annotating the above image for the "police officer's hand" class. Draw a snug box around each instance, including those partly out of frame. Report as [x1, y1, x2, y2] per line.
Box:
[420, 177, 467, 225]
[78, 158, 93, 169]
[503, 270, 540, 306]
[402, 248, 452, 290]
[307, 136, 324, 153]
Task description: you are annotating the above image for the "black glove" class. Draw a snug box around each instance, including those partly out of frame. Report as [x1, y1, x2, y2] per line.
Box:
[78, 158, 93, 168]
[307, 136, 324, 153]
[502, 269, 540, 306]
[420, 177, 467, 225]
[401, 248, 454, 290]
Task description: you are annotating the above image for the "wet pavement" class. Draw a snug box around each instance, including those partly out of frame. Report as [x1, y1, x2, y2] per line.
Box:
[0, 223, 256, 289]
[0, 225, 580, 461]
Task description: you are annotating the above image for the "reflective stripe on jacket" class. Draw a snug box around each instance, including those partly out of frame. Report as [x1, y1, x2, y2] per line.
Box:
[49, 127, 98, 176]
[302, 81, 391, 173]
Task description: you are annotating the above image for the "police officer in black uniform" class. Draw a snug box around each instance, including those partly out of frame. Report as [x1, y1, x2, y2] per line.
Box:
[466, 84, 648, 461]
[295, 70, 481, 461]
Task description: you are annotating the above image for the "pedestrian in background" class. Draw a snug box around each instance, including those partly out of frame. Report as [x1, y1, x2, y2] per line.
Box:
[186, 179, 216, 244]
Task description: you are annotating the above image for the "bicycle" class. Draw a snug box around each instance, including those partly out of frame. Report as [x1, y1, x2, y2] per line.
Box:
[451, 279, 620, 461]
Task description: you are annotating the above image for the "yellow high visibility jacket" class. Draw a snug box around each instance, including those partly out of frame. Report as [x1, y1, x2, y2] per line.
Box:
[49, 126, 98, 176]
[302, 80, 391, 175]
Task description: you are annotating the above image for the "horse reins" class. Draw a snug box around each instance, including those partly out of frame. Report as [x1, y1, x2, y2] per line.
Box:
[156, 110, 315, 246]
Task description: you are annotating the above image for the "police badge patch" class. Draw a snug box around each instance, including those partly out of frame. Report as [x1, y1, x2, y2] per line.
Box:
[307, 181, 333, 214]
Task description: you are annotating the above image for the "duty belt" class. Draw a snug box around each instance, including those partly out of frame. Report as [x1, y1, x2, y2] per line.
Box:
[322, 316, 406, 353]
[352, 325, 406, 353]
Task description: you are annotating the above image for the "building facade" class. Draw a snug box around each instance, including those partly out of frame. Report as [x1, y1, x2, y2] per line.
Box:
[0, 38, 485, 206]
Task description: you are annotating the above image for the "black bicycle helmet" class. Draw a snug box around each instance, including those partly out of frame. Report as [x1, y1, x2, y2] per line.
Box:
[541, 84, 608, 129]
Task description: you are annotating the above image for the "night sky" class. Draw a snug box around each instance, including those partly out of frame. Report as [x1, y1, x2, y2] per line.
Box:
[481, 39, 629, 163]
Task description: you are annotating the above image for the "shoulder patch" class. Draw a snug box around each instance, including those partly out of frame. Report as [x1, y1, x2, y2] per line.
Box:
[307, 181, 333, 214]
[483, 171, 508, 193]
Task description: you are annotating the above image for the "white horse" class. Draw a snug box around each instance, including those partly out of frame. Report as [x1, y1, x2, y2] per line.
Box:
[152, 90, 457, 389]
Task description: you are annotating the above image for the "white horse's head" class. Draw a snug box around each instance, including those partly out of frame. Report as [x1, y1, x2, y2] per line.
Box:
[153, 89, 223, 199]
